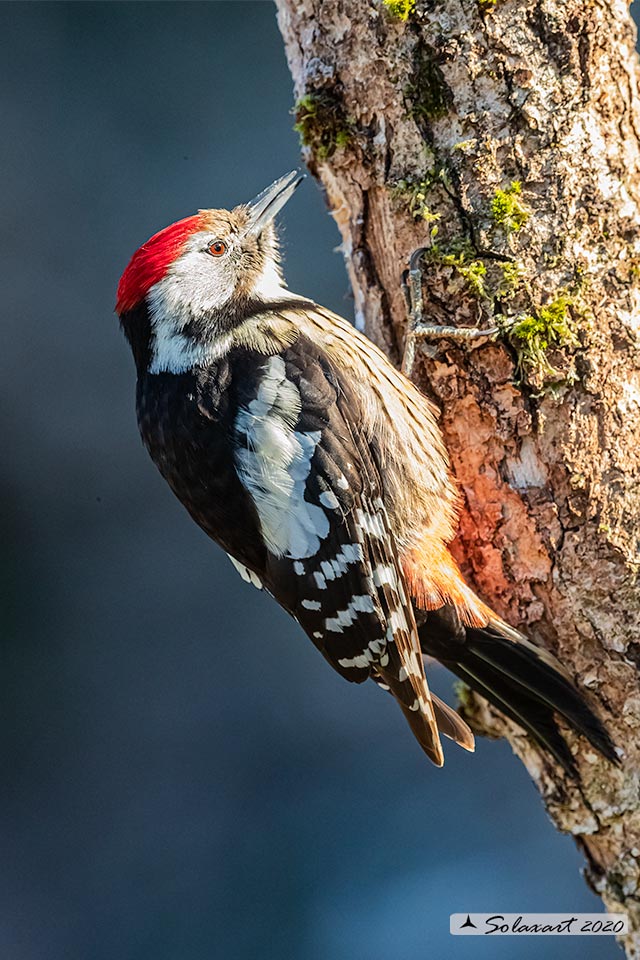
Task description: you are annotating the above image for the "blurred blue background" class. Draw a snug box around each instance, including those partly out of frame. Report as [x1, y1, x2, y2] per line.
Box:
[1, 3, 633, 959]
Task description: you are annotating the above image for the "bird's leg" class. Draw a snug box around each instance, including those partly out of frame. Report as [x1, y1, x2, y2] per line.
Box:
[401, 247, 499, 378]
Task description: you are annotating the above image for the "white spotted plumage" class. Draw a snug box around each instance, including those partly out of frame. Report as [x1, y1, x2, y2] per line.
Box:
[354, 508, 386, 539]
[301, 599, 322, 611]
[226, 554, 263, 590]
[324, 594, 376, 633]
[234, 355, 330, 560]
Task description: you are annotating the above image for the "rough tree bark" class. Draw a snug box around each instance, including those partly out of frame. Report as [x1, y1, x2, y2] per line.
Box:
[276, 0, 640, 951]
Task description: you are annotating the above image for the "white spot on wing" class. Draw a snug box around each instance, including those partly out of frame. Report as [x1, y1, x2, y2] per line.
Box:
[354, 508, 385, 539]
[339, 544, 363, 563]
[325, 594, 375, 633]
[319, 490, 340, 510]
[398, 654, 422, 682]
[353, 595, 375, 612]
[372, 564, 397, 588]
[387, 608, 409, 634]
[338, 629, 389, 670]
[320, 560, 335, 580]
[317, 543, 364, 584]
[338, 652, 366, 668]
[301, 599, 322, 611]
[226, 554, 263, 590]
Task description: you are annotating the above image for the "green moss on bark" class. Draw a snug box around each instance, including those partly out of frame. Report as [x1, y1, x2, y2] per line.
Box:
[491, 181, 530, 233]
[501, 294, 579, 375]
[293, 93, 352, 160]
[382, 0, 415, 20]
[392, 174, 442, 223]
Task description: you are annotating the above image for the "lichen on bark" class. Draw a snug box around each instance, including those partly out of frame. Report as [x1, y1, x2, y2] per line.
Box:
[276, 0, 640, 951]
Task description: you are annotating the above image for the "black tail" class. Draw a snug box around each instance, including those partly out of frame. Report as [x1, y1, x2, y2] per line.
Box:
[417, 605, 618, 777]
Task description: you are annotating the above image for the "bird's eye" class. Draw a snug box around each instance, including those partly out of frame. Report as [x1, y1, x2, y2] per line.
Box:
[208, 240, 227, 257]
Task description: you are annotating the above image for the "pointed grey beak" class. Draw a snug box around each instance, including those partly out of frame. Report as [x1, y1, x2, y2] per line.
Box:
[246, 170, 304, 236]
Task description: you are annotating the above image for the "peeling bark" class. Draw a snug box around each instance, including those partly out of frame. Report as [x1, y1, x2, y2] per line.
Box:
[276, 0, 640, 950]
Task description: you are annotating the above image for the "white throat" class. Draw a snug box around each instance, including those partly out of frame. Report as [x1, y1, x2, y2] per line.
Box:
[148, 323, 231, 375]
[146, 258, 303, 375]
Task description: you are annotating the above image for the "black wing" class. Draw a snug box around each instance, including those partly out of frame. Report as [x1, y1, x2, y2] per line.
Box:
[228, 335, 444, 763]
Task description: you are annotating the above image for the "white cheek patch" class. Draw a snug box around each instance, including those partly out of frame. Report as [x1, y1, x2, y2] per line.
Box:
[151, 242, 236, 322]
[145, 232, 308, 375]
[234, 356, 330, 560]
[147, 235, 236, 374]
[250, 257, 309, 306]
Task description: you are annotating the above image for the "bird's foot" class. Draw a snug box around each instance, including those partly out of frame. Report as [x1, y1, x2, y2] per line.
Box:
[401, 247, 498, 377]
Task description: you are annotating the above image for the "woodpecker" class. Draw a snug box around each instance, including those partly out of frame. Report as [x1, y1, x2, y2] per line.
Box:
[116, 171, 615, 774]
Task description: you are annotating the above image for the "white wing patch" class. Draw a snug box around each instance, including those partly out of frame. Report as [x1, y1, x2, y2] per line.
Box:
[227, 554, 263, 590]
[234, 356, 330, 560]
[354, 508, 386, 539]
[325, 594, 376, 634]
[337, 634, 386, 669]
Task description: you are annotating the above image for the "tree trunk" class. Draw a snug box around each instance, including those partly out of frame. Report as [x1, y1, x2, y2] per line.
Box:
[276, 0, 640, 950]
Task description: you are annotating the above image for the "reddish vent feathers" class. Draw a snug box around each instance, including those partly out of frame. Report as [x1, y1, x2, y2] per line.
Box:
[116, 214, 204, 314]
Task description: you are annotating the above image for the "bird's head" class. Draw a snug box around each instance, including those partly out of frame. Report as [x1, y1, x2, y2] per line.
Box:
[116, 171, 305, 373]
